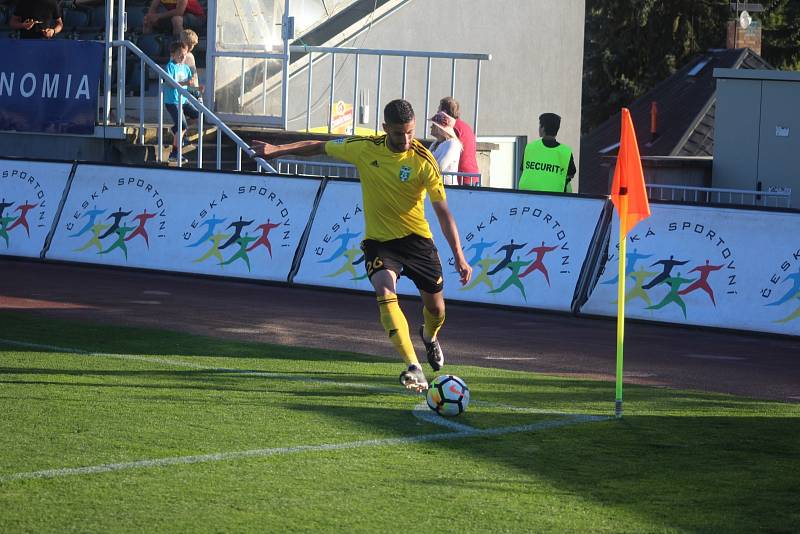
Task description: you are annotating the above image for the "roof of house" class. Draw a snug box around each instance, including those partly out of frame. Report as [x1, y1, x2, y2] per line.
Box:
[579, 48, 772, 195]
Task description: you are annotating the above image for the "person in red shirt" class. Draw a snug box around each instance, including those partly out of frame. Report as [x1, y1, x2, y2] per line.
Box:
[438, 97, 480, 186]
[144, 0, 205, 36]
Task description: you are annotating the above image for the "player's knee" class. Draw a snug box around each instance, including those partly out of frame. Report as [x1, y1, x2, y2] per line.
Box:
[426, 302, 445, 317]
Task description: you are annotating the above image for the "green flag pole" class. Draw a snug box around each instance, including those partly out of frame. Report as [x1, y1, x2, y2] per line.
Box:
[615, 194, 628, 419]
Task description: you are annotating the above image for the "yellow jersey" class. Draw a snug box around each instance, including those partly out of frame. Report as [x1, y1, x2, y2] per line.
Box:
[325, 136, 446, 241]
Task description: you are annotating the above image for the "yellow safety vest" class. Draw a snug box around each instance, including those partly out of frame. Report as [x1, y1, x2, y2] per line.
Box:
[519, 140, 573, 193]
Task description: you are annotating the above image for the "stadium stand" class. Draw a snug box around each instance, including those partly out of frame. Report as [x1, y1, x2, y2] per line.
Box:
[0, 1, 207, 97]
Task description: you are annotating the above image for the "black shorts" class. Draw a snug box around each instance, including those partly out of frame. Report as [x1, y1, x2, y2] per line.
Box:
[165, 103, 199, 133]
[361, 234, 444, 294]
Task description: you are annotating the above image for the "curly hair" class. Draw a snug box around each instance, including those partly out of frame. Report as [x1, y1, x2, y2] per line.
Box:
[383, 99, 415, 125]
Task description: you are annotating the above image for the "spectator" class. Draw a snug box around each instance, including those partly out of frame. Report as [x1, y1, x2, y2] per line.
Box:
[143, 0, 204, 37]
[10, 0, 63, 39]
[427, 111, 462, 184]
[180, 28, 202, 92]
[438, 96, 480, 186]
[163, 40, 199, 162]
[518, 112, 576, 193]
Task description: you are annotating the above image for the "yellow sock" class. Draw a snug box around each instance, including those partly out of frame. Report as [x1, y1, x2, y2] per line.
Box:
[423, 306, 445, 342]
[377, 294, 418, 366]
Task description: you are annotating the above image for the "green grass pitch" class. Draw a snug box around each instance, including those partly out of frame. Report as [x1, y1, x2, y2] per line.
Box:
[0, 311, 798, 533]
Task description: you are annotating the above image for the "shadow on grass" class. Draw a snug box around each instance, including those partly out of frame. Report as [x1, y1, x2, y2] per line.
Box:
[284, 400, 800, 533]
[0, 311, 383, 364]
[0, 366, 394, 401]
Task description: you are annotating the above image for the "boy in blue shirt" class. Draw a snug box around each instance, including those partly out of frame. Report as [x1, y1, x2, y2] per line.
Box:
[164, 41, 199, 162]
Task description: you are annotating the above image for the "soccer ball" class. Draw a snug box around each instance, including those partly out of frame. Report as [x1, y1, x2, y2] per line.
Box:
[426, 375, 470, 416]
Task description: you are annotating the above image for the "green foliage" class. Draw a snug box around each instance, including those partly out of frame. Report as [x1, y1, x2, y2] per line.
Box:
[761, 0, 800, 70]
[583, 1, 800, 133]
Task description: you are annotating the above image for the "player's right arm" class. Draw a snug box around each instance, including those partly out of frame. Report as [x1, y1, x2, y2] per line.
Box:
[251, 137, 364, 164]
[251, 140, 327, 159]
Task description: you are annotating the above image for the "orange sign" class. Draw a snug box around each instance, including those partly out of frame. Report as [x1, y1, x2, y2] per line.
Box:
[330, 100, 353, 135]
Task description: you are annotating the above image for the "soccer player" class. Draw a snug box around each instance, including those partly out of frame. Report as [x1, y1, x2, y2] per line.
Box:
[251, 99, 472, 392]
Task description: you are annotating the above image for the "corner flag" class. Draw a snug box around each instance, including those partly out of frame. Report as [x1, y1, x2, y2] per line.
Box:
[610, 108, 650, 418]
[611, 109, 651, 235]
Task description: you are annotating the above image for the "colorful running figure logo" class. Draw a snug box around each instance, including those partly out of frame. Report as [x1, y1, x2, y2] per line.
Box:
[6, 201, 38, 236]
[247, 219, 282, 258]
[519, 241, 558, 285]
[677, 259, 724, 306]
[642, 255, 689, 290]
[125, 209, 158, 247]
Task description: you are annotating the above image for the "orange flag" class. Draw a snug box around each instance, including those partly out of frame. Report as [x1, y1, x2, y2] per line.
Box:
[610, 108, 651, 235]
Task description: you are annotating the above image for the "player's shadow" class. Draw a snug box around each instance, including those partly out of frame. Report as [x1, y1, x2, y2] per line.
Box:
[284, 397, 800, 532]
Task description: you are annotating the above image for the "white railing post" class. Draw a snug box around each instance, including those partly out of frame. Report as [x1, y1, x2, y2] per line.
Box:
[103, 0, 115, 126]
[157, 77, 163, 162]
[116, 0, 126, 126]
[306, 52, 313, 132]
[281, 0, 291, 130]
[374, 55, 382, 134]
[351, 53, 360, 135]
[450, 58, 457, 97]
[216, 128, 222, 170]
[177, 102, 184, 167]
[401, 56, 407, 99]
[473, 60, 482, 135]
[328, 53, 336, 134]
[138, 60, 144, 144]
[197, 113, 204, 169]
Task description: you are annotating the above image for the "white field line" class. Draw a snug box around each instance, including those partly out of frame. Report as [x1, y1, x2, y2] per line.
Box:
[0, 338, 401, 392]
[0, 414, 606, 483]
[0, 337, 609, 483]
[412, 403, 479, 432]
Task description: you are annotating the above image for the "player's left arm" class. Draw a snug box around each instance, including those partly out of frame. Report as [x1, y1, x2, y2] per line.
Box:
[431, 200, 472, 285]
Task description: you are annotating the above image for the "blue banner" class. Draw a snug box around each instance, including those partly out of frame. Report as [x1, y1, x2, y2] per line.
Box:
[0, 40, 104, 134]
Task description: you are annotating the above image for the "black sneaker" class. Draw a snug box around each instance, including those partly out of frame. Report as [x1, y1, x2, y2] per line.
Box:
[419, 325, 444, 371]
[168, 150, 187, 163]
[399, 364, 428, 392]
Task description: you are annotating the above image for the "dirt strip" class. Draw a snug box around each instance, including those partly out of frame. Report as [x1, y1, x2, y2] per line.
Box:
[1, 258, 798, 402]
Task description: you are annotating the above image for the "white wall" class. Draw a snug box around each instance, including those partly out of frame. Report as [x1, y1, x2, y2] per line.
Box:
[285, 0, 586, 188]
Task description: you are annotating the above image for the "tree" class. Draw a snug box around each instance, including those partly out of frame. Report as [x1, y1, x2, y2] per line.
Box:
[583, 1, 800, 133]
[582, 1, 730, 133]
[761, 0, 800, 70]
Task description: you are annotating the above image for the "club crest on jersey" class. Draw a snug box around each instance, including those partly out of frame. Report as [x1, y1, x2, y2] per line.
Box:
[399, 165, 412, 182]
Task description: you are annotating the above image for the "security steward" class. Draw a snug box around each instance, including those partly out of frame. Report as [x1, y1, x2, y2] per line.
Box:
[519, 113, 576, 193]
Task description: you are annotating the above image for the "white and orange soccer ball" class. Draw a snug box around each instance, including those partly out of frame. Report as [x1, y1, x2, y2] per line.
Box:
[426, 375, 470, 416]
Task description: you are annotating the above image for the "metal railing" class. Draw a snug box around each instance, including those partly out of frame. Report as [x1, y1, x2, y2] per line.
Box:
[275, 158, 359, 178]
[98, 1, 490, 175]
[288, 45, 491, 137]
[109, 39, 275, 173]
[646, 183, 792, 208]
[274, 158, 481, 185]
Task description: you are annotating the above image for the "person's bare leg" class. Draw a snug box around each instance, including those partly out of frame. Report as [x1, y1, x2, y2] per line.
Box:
[371, 269, 427, 391]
